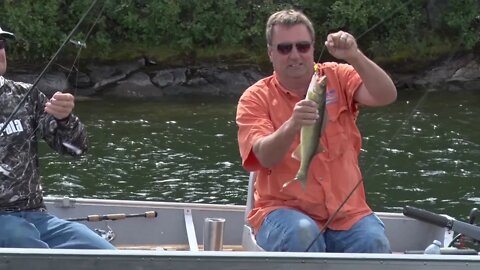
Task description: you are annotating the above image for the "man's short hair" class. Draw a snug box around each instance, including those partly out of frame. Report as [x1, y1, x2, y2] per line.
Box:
[266, 9, 315, 45]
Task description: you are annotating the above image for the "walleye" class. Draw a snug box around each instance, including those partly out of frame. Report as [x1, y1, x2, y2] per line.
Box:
[283, 66, 328, 190]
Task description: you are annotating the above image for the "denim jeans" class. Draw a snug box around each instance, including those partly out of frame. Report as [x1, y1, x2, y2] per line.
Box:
[0, 211, 116, 249]
[256, 208, 391, 253]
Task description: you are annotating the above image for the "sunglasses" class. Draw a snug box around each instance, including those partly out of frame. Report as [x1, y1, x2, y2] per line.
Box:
[0, 40, 6, 50]
[275, 41, 312, 55]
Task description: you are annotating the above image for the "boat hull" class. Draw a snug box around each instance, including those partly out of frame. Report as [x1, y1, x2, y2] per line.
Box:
[0, 197, 476, 270]
[1, 249, 479, 270]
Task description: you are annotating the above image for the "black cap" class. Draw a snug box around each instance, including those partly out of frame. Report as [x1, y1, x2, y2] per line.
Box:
[0, 27, 15, 40]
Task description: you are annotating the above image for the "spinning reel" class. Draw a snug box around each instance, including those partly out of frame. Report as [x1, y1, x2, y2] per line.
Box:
[448, 208, 480, 251]
[403, 206, 480, 255]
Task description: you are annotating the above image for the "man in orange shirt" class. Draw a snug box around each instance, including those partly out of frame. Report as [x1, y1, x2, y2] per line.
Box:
[236, 9, 397, 253]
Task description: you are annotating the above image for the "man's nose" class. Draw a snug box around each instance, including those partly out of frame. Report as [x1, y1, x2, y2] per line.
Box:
[289, 46, 301, 58]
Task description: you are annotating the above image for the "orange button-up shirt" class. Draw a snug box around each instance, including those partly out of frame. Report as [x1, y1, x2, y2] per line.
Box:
[236, 62, 373, 234]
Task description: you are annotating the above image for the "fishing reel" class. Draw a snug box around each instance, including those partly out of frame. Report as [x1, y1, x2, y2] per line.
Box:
[448, 208, 480, 251]
[94, 225, 116, 242]
[403, 205, 480, 255]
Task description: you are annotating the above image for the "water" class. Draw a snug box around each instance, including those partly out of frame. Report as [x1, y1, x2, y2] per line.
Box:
[359, 89, 480, 219]
[39, 89, 480, 221]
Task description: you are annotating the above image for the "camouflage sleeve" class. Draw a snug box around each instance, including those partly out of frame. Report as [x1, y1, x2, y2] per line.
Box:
[34, 88, 88, 156]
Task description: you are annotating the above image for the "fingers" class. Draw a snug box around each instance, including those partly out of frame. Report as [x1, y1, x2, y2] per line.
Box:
[325, 31, 356, 49]
[44, 91, 75, 120]
[51, 91, 74, 102]
[292, 100, 319, 127]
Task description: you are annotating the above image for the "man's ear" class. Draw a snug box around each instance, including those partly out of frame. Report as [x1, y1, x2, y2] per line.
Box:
[267, 46, 274, 62]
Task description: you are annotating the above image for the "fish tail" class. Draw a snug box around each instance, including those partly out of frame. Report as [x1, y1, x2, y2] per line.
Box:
[281, 173, 308, 191]
[281, 179, 295, 191]
[294, 172, 308, 190]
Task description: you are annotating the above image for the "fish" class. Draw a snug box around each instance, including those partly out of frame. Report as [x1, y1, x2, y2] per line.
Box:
[283, 66, 328, 190]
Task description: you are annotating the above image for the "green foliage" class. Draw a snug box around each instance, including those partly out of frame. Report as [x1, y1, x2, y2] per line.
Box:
[443, 0, 480, 49]
[3, 0, 62, 59]
[0, 0, 478, 66]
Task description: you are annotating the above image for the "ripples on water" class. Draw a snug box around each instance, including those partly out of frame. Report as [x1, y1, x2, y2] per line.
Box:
[40, 98, 247, 205]
[360, 89, 480, 218]
[40, 89, 480, 219]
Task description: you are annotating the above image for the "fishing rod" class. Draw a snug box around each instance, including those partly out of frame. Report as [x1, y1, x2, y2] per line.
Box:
[63, 0, 107, 96]
[66, 211, 158, 222]
[15, 0, 107, 155]
[0, 0, 99, 136]
[403, 206, 480, 242]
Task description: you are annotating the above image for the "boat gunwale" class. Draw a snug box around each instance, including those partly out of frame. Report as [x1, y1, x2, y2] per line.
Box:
[44, 196, 246, 212]
[44, 196, 417, 218]
[0, 247, 479, 262]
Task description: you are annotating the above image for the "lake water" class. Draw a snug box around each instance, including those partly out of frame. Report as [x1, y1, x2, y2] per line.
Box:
[39, 88, 480, 221]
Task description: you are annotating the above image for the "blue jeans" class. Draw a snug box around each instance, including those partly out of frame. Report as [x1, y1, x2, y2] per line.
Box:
[0, 211, 116, 249]
[256, 208, 391, 253]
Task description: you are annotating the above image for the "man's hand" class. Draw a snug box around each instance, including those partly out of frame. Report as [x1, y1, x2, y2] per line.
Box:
[324, 31, 360, 62]
[252, 99, 319, 168]
[44, 91, 75, 120]
[289, 99, 319, 131]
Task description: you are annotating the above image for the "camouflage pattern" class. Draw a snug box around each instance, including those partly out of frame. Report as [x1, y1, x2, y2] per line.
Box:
[0, 76, 87, 212]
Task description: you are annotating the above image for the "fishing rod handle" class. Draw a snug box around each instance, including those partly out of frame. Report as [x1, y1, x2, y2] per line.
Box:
[84, 213, 126, 221]
[145, 211, 157, 218]
[403, 206, 450, 229]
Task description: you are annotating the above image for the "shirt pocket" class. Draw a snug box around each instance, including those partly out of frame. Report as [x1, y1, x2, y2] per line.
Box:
[323, 105, 349, 160]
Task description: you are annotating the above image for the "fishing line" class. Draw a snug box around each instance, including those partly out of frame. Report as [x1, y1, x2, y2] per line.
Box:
[303, 0, 460, 252]
[316, 0, 414, 63]
[63, 0, 107, 97]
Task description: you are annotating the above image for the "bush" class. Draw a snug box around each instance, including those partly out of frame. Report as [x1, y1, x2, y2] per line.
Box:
[1, 0, 478, 66]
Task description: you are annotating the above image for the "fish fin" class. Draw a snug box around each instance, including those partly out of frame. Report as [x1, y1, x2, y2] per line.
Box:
[291, 144, 301, 161]
[281, 174, 309, 192]
[314, 107, 328, 154]
[300, 180, 307, 190]
[320, 109, 328, 134]
[316, 144, 323, 154]
[295, 174, 308, 190]
[281, 179, 307, 191]
[281, 179, 295, 191]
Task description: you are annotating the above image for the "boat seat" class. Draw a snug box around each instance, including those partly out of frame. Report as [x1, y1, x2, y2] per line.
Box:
[241, 172, 264, 251]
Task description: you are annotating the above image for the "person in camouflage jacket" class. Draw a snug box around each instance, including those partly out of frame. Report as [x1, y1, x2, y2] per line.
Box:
[0, 26, 114, 249]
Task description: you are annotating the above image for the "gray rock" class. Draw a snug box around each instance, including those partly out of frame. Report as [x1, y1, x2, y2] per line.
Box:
[68, 71, 92, 88]
[103, 72, 163, 98]
[6, 71, 69, 96]
[151, 68, 188, 88]
[449, 60, 480, 82]
[6, 53, 480, 100]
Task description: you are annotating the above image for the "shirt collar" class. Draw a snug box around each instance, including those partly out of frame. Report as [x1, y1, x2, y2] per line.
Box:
[272, 72, 302, 98]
